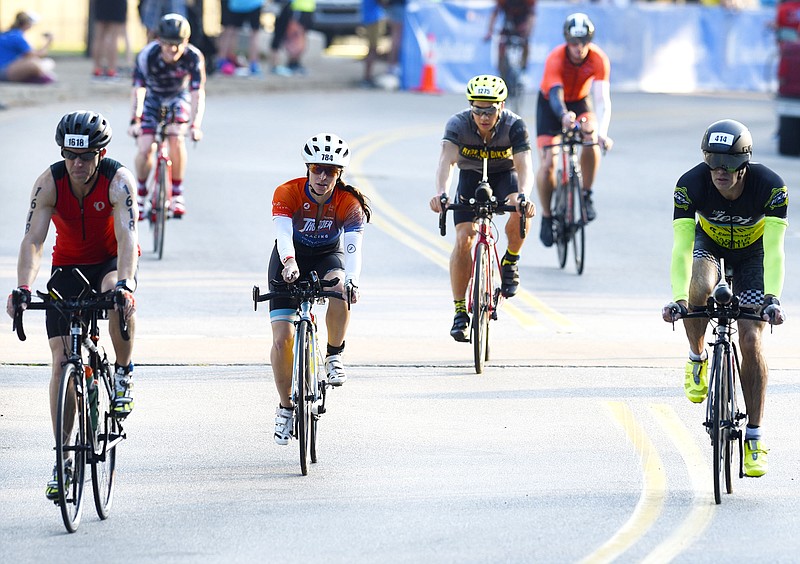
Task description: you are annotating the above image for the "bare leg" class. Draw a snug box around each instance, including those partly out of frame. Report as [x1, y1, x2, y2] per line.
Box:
[580, 144, 601, 193]
[682, 257, 716, 356]
[270, 321, 294, 408]
[536, 147, 556, 217]
[134, 134, 156, 187]
[738, 320, 768, 426]
[451, 222, 477, 300]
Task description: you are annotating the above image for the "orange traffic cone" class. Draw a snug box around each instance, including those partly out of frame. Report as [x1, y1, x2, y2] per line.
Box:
[414, 34, 442, 94]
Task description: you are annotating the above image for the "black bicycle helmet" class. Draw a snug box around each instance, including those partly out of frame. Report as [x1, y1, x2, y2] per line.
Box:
[701, 119, 752, 171]
[55, 110, 112, 149]
[158, 13, 191, 41]
[563, 13, 595, 43]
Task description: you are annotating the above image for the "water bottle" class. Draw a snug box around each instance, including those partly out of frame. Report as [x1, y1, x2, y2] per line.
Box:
[84, 365, 98, 432]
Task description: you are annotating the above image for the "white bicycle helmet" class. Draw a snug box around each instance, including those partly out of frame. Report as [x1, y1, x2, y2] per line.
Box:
[302, 133, 351, 167]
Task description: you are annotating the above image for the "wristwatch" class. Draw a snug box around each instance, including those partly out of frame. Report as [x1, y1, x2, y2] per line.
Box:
[116, 279, 135, 293]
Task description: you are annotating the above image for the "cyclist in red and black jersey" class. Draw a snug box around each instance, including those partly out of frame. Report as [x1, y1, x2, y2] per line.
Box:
[662, 119, 788, 478]
[429, 74, 536, 342]
[5, 111, 139, 499]
[128, 13, 206, 219]
[268, 133, 371, 446]
[536, 13, 612, 247]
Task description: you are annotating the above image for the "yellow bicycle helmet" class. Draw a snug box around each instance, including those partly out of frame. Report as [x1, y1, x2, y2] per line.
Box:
[466, 75, 508, 103]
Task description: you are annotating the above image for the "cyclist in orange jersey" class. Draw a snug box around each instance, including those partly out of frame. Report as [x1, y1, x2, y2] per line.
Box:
[268, 133, 372, 445]
[536, 12, 612, 247]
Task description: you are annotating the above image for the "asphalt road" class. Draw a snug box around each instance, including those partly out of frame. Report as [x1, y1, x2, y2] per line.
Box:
[1, 89, 800, 561]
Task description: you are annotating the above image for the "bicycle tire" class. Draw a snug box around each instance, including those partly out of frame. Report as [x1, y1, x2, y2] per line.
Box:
[554, 172, 568, 269]
[711, 345, 725, 504]
[153, 159, 168, 259]
[571, 175, 586, 275]
[308, 327, 319, 465]
[472, 243, 489, 374]
[56, 363, 87, 533]
[722, 349, 735, 495]
[295, 320, 312, 475]
[91, 360, 117, 519]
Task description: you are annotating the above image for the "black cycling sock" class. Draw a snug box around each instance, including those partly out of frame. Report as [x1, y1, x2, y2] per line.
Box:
[327, 342, 345, 356]
[454, 299, 467, 314]
[502, 250, 520, 266]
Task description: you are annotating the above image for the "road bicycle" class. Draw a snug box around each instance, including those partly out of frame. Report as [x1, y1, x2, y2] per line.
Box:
[498, 31, 527, 115]
[144, 105, 176, 260]
[671, 259, 767, 504]
[253, 272, 346, 475]
[439, 158, 527, 374]
[544, 123, 598, 275]
[11, 267, 130, 532]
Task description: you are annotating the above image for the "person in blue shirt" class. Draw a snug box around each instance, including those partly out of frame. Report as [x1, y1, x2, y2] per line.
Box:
[0, 11, 55, 83]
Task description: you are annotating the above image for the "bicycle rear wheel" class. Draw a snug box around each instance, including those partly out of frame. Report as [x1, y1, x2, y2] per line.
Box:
[91, 361, 118, 519]
[472, 243, 490, 374]
[571, 176, 586, 275]
[152, 159, 168, 260]
[295, 320, 313, 475]
[56, 363, 87, 533]
[710, 346, 725, 504]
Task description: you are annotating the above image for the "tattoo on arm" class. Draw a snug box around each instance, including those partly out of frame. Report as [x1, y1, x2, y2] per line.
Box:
[120, 182, 136, 231]
[25, 186, 44, 234]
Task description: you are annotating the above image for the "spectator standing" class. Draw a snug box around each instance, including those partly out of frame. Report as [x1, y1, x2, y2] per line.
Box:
[269, 0, 316, 76]
[219, 0, 265, 77]
[92, 0, 129, 79]
[385, 0, 406, 79]
[360, 0, 386, 88]
[0, 11, 55, 84]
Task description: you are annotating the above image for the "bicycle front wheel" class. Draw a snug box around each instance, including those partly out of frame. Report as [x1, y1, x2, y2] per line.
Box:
[571, 176, 586, 275]
[554, 177, 569, 269]
[153, 159, 168, 259]
[91, 360, 118, 519]
[295, 320, 313, 475]
[722, 349, 736, 495]
[472, 243, 490, 374]
[56, 363, 87, 533]
[710, 346, 726, 504]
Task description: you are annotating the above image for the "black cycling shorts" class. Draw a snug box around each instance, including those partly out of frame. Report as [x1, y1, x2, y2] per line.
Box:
[45, 258, 120, 339]
[453, 168, 518, 225]
[536, 92, 592, 138]
[266, 243, 344, 320]
[692, 227, 765, 307]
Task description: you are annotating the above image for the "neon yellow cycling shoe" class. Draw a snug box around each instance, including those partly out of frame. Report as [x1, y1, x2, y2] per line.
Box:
[744, 439, 769, 477]
[684, 358, 708, 403]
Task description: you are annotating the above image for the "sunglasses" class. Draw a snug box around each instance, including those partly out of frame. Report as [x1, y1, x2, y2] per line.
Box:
[703, 152, 746, 174]
[61, 149, 100, 162]
[308, 163, 341, 176]
[567, 38, 590, 46]
[471, 105, 500, 117]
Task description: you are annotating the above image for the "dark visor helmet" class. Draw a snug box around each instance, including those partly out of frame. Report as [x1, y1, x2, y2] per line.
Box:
[701, 119, 752, 172]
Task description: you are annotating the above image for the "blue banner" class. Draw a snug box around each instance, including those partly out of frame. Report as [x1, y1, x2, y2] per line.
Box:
[401, 1, 777, 94]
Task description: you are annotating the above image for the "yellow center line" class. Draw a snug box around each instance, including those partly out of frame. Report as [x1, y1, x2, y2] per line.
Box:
[643, 404, 714, 562]
[348, 128, 575, 330]
[581, 401, 666, 563]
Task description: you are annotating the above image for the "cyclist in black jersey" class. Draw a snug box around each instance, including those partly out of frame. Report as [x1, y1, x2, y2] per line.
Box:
[429, 74, 536, 342]
[128, 13, 206, 219]
[662, 119, 788, 478]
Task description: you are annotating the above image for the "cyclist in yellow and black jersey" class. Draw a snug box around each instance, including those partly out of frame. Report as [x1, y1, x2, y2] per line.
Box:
[662, 119, 788, 478]
[429, 75, 535, 342]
